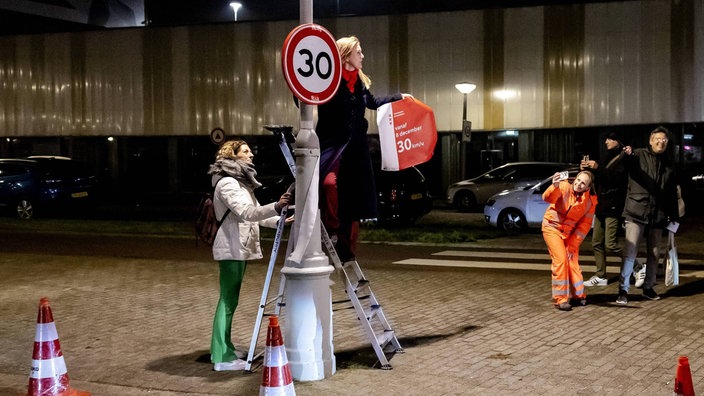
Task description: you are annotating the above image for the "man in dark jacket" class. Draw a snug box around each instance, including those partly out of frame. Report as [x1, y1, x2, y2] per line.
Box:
[615, 126, 679, 304]
[582, 132, 628, 287]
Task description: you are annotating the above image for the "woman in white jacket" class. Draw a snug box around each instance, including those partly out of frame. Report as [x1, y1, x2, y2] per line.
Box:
[207, 139, 291, 371]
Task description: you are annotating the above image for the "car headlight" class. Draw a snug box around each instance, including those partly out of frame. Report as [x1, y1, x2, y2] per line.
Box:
[486, 199, 496, 206]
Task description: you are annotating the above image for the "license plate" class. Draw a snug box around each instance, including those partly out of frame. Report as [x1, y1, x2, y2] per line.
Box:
[71, 191, 88, 198]
[410, 193, 423, 200]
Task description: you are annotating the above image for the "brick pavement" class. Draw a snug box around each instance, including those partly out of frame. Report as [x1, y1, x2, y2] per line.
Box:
[1, 215, 703, 395]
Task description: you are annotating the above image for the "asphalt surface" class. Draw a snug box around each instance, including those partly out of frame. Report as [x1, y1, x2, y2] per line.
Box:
[1, 211, 703, 395]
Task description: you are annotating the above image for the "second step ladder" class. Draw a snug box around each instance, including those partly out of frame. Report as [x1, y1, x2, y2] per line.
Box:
[321, 224, 403, 370]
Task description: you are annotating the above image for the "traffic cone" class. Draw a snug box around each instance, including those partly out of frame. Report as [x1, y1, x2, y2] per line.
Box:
[673, 356, 695, 396]
[259, 316, 295, 396]
[27, 297, 90, 396]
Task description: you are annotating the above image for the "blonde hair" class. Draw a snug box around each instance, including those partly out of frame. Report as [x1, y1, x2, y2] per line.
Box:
[336, 36, 371, 89]
[216, 139, 247, 160]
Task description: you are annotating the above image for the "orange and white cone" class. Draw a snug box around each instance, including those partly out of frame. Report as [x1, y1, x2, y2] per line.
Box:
[27, 297, 90, 396]
[259, 316, 295, 396]
[673, 356, 695, 396]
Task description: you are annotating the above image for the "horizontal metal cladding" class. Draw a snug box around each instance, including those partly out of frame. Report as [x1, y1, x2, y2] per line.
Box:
[0, 0, 702, 137]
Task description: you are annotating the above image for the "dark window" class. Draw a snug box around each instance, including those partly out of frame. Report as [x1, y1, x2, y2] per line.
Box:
[0, 163, 31, 177]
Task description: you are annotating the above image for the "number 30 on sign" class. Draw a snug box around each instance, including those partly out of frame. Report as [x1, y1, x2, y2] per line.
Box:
[282, 24, 342, 105]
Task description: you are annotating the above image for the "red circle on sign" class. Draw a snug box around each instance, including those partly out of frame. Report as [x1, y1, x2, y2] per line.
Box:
[282, 24, 341, 105]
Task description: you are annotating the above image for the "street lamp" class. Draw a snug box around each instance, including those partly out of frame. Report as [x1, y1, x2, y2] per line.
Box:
[455, 82, 476, 180]
[229, 2, 243, 21]
[455, 82, 477, 122]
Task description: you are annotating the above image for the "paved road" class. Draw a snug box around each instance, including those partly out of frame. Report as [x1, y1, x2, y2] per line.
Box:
[1, 212, 703, 395]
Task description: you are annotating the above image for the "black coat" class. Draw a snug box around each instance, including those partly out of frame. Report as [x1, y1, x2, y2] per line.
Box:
[621, 147, 679, 227]
[316, 77, 401, 221]
[591, 147, 628, 217]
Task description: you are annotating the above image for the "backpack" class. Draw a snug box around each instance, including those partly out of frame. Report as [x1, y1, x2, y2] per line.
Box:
[195, 177, 231, 246]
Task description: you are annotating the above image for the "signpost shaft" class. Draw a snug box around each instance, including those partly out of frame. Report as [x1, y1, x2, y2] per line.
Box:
[280, 0, 336, 381]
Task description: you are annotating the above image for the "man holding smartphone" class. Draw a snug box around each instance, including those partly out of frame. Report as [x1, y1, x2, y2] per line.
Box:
[581, 132, 630, 287]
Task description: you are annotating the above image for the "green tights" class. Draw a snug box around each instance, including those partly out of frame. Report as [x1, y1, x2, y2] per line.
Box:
[210, 260, 247, 363]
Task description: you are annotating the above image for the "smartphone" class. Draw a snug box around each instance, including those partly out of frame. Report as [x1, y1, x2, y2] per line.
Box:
[583, 155, 590, 162]
[558, 171, 569, 181]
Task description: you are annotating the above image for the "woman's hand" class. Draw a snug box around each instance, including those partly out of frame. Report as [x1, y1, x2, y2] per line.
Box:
[551, 172, 562, 187]
[275, 192, 292, 213]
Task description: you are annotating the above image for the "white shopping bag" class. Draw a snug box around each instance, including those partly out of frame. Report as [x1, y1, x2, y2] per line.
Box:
[665, 231, 679, 287]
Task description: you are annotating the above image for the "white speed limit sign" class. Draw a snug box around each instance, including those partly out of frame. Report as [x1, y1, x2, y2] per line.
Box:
[282, 24, 341, 105]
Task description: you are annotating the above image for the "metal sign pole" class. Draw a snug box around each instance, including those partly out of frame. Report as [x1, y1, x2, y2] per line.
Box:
[280, 0, 336, 381]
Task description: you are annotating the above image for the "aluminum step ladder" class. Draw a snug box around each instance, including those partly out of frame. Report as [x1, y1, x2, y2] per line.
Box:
[244, 125, 298, 372]
[320, 223, 403, 370]
[243, 204, 293, 372]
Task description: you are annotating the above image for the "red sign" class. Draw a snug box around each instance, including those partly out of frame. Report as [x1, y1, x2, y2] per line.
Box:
[281, 24, 341, 105]
[377, 97, 438, 171]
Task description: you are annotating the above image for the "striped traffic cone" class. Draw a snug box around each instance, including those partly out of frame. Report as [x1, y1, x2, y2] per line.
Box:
[27, 297, 90, 396]
[259, 316, 295, 396]
[673, 356, 695, 396]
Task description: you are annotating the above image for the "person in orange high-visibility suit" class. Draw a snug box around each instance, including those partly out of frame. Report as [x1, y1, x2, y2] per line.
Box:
[542, 170, 598, 311]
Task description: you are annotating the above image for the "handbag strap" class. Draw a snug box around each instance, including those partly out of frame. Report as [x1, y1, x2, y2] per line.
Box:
[214, 177, 232, 224]
[605, 151, 626, 169]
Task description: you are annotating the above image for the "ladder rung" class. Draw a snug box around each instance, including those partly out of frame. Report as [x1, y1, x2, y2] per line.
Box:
[354, 279, 369, 292]
[376, 330, 395, 348]
[366, 304, 381, 320]
[265, 294, 283, 306]
[357, 279, 369, 289]
[342, 260, 358, 269]
[249, 350, 265, 363]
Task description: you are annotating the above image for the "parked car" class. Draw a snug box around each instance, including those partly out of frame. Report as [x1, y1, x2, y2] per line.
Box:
[447, 162, 574, 212]
[0, 156, 98, 219]
[483, 168, 580, 233]
[374, 166, 433, 225]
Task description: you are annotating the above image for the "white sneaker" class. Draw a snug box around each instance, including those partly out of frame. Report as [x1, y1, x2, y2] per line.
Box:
[213, 359, 247, 371]
[584, 275, 607, 287]
[634, 264, 646, 288]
